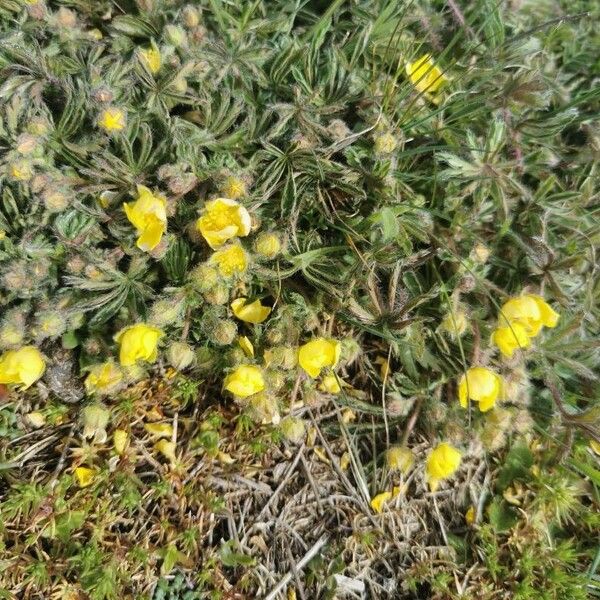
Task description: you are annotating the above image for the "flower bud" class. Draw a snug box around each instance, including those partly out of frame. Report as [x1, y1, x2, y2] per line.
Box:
[165, 24, 187, 47]
[440, 310, 467, 338]
[93, 87, 114, 103]
[16, 133, 40, 155]
[470, 243, 490, 264]
[33, 310, 66, 341]
[195, 346, 217, 372]
[148, 297, 184, 328]
[182, 5, 200, 27]
[280, 416, 305, 443]
[373, 132, 397, 155]
[211, 319, 237, 346]
[27, 118, 50, 136]
[56, 7, 77, 27]
[167, 341, 195, 371]
[203, 284, 230, 305]
[254, 232, 282, 259]
[221, 175, 247, 199]
[326, 119, 351, 141]
[9, 160, 33, 181]
[190, 263, 219, 292]
[247, 392, 280, 424]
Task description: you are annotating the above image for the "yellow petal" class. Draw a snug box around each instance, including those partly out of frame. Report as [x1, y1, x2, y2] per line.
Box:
[590, 440, 600, 456]
[223, 365, 265, 398]
[426, 442, 462, 482]
[155, 439, 176, 462]
[492, 323, 531, 358]
[144, 422, 173, 438]
[370, 491, 392, 514]
[113, 429, 129, 454]
[231, 298, 272, 324]
[238, 336, 254, 357]
[318, 374, 341, 394]
[298, 338, 341, 378]
[74, 466, 96, 488]
[209, 243, 248, 277]
[528, 295, 560, 328]
[386, 446, 414, 474]
[405, 54, 448, 95]
[465, 505, 476, 525]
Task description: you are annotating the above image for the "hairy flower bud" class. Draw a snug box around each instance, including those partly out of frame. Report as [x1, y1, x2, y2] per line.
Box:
[254, 232, 282, 259]
[167, 341, 195, 370]
[280, 416, 305, 443]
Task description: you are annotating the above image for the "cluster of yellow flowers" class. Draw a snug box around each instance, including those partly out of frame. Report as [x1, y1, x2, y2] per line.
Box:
[371, 442, 462, 513]
[458, 293, 559, 413]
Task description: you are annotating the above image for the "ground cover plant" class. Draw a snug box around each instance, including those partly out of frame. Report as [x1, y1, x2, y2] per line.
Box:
[0, 0, 599, 598]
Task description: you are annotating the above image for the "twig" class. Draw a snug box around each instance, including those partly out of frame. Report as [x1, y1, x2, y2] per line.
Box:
[264, 535, 329, 600]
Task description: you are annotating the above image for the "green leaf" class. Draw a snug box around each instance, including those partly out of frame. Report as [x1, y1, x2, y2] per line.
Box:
[218, 540, 255, 568]
[487, 497, 518, 533]
[496, 444, 534, 491]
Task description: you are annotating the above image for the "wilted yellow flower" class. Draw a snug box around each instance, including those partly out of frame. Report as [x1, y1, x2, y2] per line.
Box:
[139, 47, 161, 74]
[492, 323, 531, 358]
[298, 338, 341, 378]
[370, 491, 393, 514]
[155, 439, 176, 462]
[0, 346, 45, 389]
[458, 366, 502, 412]
[82, 404, 110, 441]
[499, 294, 559, 337]
[196, 198, 251, 249]
[254, 232, 281, 259]
[144, 422, 173, 438]
[209, 242, 248, 277]
[98, 107, 126, 132]
[319, 374, 341, 394]
[26, 411, 46, 428]
[280, 416, 305, 443]
[465, 505, 476, 525]
[74, 466, 96, 488]
[84, 361, 123, 396]
[590, 440, 600, 456]
[231, 298, 272, 324]
[223, 364, 265, 398]
[123, 185, 168, 252]
[386, 446, 414, 474]
[441, 310, 468, 337]
[114, 323, 163, 367]
[426, 442, 462, 491]
[238, 336, 254, 357]
[113, 429, 129, 455]
[221, 176, 247, 199]
[406, 54, 448, 96]
[375, 355, 390, 380]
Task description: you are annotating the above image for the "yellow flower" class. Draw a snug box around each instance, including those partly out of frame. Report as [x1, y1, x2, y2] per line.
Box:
[223, 364, 265, 398]
[370, 491, 393, 514]
[113, 429, 129, 455]
[209, 242, 248, 277]
[84, 361, 123, 396]
[114, 323, 163, 367]
[254, 232, 282, 259]
[0, 346, 45, 389]
[155, 439, 176, 462]
[98, 107, 126, 132]
[139, 47, 161, 74]
[74, 466, 96, 488]
[196, 198, 251, 249]
[492, 323, 531, 358]
[426, 442, 462, 491]
[123, 185, 168, 252]
[386, 446, 414, 474]
[318, 374, 341, 394]
[458, 366, 502, 412]
[298, 338, 341, 378]
[441, 310, 468, 337]
[231, 298, 272, 324]
[590, 440, 600, 456]
[499, 294, 559, 337]
[406, 54, 448, 96]
[238, 336, 254, 357]
[221, 176, 247, 199]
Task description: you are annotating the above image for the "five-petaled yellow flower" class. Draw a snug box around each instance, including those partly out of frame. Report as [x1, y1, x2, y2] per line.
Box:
[298, 338, 341, 378]
[223, 364, 265, 398]
[426, 442, 462, 491]
[458, 366, 502, 412]
[231, 298, 271, 324]
[498, 294, 559, 338]
[209, 242, 248, 277]
[123, 185, 168, 252]
[115, 323, 163, 367]
[139, 47, 161, 74]
[98, 107, 126, 132]
[196, 198, 251, 249]
[84, 361, 123, 396]
[406, 54, 448, 98]
[0, 346, 45, 389]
